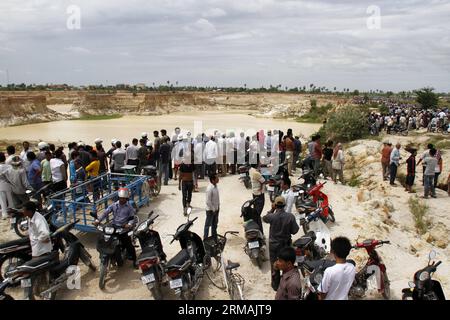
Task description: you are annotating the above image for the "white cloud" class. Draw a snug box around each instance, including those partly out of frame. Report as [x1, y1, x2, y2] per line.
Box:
[65, 46, 91, 54]
[183, 18, 216, 35]
[202, 8, 227, 18]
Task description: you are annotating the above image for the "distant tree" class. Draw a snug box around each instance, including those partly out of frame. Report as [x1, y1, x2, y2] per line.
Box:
[415, 87, 439, 109]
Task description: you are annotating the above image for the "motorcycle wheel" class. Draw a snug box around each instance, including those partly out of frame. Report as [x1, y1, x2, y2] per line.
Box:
[328, 208, 336, 223]
[99, 259, 108, 290]
[381, 272, 391, 300]
[181, 291, 195, 300]
[0, 255, 26, 282]
[154, 178, 161, 196]
[80, 247, 97, 272]
[14, 216, 29, 238]
[149, 282, 163, 300]
[244, 179, 251, 189]
[256, 255, 264, 269]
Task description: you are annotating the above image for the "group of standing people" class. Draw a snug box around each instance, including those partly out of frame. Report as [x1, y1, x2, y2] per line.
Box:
[381, 142, 448, 198]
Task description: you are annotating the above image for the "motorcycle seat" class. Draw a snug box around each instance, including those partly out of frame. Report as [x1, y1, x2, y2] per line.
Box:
[0, 237, 30, 250]
[293, 232, 316, 248]
[15, 251, 59, 272]
[244, 220, 260, 232]
[304, 259, 336, 272]
[166, 249, 190, 269]
[138, 247, 159, 262]
[226, 260, 240, 270]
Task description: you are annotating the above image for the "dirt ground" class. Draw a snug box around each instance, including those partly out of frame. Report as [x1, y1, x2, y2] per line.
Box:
[1, 163, 449, 300]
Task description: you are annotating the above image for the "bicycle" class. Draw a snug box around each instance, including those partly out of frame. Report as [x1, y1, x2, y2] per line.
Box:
[204, 231, 245, 300]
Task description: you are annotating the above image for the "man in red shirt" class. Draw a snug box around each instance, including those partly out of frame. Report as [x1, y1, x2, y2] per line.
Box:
[405, 148, 417, 193]
[381, 142, 393, 181]
[312, 135, 323, 177]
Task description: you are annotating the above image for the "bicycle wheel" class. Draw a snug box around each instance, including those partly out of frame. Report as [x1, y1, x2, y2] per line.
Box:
[205, 255, 226, 290]
[229, 276, 245, 300]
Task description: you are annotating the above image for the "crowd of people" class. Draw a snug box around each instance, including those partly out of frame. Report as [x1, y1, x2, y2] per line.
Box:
[367, 101, 449, 136]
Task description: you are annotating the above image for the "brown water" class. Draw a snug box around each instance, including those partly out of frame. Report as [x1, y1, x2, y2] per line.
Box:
[0, 111, 320, 145]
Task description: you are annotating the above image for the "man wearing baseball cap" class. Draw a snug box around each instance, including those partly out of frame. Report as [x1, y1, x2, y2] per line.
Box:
[263, 195, 299, 291]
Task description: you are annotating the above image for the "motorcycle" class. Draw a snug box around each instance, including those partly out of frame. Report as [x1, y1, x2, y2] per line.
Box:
[297, 206, 331, 260]
[402, 250, 445, 300]
[266, 159, 289, 203]
[349, 239, 391, 300]
[293, 229, 329, 266]
[165, 207, 207, 300]
[240, 199, 266, 268]
[5, 220, 96, 300]
[238, 163, 251, 189]
[96, 216, 138, 290]
[0, 217, 94, 282]
[9, 186, 55, 238]
[141, 165, 161, 197]
[135, 211, 167, 300]
[296, 181, 335, 223]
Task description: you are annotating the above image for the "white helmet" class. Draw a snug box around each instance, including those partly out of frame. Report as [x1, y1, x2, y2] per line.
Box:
[94, 138, 103, 144]
[141, 132, 148, 138]
[178, 134, 183, 141]
[77, 141, 85, 147]
[118, 188, 130, 198]
[38, 142, 49, 150]
[146, 141, 153, 147]
[111, 139, 117, 145]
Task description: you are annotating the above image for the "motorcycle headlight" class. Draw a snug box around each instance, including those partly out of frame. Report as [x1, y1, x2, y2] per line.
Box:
[104, 227, 114, 235]
[419, 271, 430, 282]
[137, 222, 148, 232]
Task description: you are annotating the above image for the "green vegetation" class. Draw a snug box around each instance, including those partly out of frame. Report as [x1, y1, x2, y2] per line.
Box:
[426, 136, 450, 151]
[297, 101, 333, 123]
[347, 171, 362, 187]
[415, 87, 439, 109]
[315, 105, 369, 142]
[408, 197, 429, 235]
[73, 114, 123, 121]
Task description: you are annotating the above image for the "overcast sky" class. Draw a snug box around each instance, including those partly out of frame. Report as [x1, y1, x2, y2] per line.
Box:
[0, 0, 449, 91]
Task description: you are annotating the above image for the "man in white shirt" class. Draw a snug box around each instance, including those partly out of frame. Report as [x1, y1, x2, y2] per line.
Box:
[280, 178, 296, 214]
[318, 237, 356, 300]
[250, 165, 266, 233]
[19, 141, 31, 171]
[217, 133, 227, 177]
[204, 136, 218, 176]
[227, 132, 237, 174]
[23, 201, 53, 257]
[204, 174, 220, 239]
[125, 138, 140, 167]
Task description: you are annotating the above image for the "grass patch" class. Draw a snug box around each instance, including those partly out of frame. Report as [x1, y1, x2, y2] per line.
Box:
[297, 101, 333, 123]
[347, 171, 362, 187]
[73, 114, 123, 121]
[408, 196, 429, 235]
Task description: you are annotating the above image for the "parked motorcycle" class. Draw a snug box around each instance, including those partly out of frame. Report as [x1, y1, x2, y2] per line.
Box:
[402, 250, 445, 300]
[5, 220, 96, 300]
[240, 199, 266, 268]
[135, 211, 167, 300]
[238, 163, 251, 189]
[165, 207, 207, 300]
[0, 217, 94, 282]
[296, 181, 335, 224]
[349, 239, 391, 300]
[298, 258, 340, 300]
[293, 229, 329, 266]
[141, 165, 161, 197]
[9, 186, 55, 238]
[96, 216, 138, 290]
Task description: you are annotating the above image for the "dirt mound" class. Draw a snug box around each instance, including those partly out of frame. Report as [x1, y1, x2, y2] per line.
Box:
[0, 95, 66, 127]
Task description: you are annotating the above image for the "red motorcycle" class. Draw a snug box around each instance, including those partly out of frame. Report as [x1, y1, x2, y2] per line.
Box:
[296, 181, 335, 223]
[349, 239, 391, 299]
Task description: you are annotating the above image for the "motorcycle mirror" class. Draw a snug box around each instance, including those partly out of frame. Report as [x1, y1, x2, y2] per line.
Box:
[408, 281, 415, 288]
[429, 250, 436, 261]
